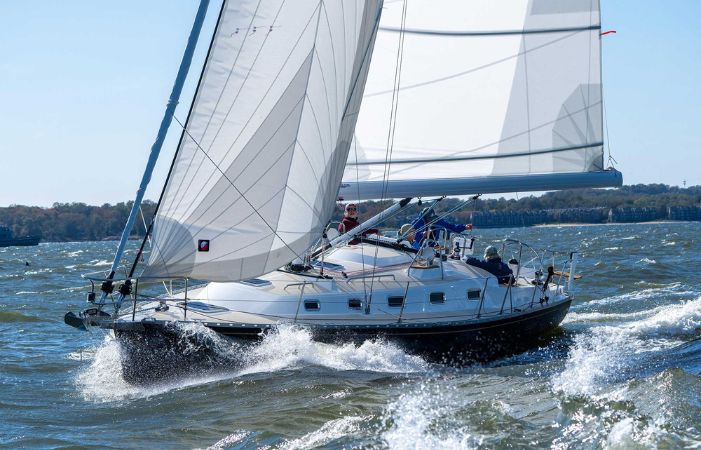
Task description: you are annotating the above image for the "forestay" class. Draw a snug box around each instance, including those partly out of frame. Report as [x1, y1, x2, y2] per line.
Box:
[142, 0, 383, 282]
[343, 0, 611, 198]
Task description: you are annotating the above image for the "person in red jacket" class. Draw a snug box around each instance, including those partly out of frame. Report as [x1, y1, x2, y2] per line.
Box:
[338, 203, 379, 244]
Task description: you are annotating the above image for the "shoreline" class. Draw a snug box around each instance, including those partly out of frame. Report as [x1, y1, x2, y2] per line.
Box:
[533, 220, 682, 228]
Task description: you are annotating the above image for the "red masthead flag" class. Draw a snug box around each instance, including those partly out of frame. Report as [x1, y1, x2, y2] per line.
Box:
[601, 30, 617, 36]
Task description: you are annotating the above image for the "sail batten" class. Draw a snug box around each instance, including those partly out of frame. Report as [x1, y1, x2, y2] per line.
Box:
[142, 0, 383, 282]
[349, 141, 605, 166]
[379, 24, 601, 37]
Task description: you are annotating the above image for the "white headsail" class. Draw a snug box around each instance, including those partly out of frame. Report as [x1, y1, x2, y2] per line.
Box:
[341, 0, 620, 200]
[142, 0, 383, 282]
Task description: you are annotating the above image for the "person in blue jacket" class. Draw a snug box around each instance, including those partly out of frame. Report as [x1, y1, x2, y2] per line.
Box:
[465, 246, 513, 284]
[410, 208, 470, 248]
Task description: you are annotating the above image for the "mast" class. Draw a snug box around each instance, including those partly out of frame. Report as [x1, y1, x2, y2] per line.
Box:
[102, 0, 210, 293]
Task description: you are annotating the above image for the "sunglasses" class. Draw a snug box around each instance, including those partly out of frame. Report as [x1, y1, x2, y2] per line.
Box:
[346, 207, 357, 211]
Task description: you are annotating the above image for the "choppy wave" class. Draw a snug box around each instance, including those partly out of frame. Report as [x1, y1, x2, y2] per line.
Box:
[199, 431, 251, 450]
[553, 297, 701, 398]
[24, 268, 53, 275]
[574, 282, 697, 309]
[279, 416, 370, 450]
[0, 310, 41, 323]
[552, 368, 701, 448]
[381, 381, 483, 449]
[88, 259, 112, 267]
[76, 324, 429, 402]
[239, 326, 429, 376]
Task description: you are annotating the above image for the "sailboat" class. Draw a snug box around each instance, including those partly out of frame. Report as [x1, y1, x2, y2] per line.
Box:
[66, 0, 621, 382]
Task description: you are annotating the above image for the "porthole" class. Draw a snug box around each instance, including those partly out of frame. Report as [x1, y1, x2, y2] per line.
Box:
[304, 300, 320, 311]
[429, 292, 445, 304]
[348, 298, 362, 310]
[388, 296, 404, 307]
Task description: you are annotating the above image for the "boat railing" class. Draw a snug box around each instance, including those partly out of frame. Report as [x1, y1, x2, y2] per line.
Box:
[81, 271, 203, 317]
[498, 239, 580, 294]
[100, 272, 571, 326]
[81, 248, 578, 323]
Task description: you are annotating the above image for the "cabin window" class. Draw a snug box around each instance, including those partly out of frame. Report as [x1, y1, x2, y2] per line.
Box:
[348, 298, 362, 310]
[388, 296, 404, 307]
[467, 289, 481, 300]
[429, 292, 445, 304]
[304, 300, 320, 311]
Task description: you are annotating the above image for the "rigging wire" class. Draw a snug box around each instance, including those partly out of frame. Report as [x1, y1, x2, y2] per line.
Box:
[367, 0, 409, 306]
[408, 198, 476, 240]
[350, 138, 370, 301]
[138, 206, 151, 252]
[603, 97, 617, 168]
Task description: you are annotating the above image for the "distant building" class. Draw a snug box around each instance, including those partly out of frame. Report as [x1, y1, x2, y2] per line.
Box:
[549, 207, 608, 224]
[608, 207, 660, 223]
[667, 205, 701, 221]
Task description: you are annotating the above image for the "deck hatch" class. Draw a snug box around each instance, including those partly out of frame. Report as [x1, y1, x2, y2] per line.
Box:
[387, 296, 404, 307]
[429, 292, 445, 304]
[312, 260, 345, 272]
[239, 278, 272, 287]
[304, 299, 320, 311]
[176, 301, 229, 313]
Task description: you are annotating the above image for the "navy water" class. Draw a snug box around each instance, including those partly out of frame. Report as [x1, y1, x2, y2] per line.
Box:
[2, 223, 700, 448]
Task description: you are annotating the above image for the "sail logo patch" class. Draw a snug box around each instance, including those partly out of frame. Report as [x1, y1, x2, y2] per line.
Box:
[198, 240, 210, 252]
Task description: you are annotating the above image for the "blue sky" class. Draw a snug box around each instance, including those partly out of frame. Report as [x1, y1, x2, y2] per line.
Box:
[1, 1, 700, 207]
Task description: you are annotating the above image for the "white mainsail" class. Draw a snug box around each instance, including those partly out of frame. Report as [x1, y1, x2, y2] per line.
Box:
[342, 0, 619, 200]
[142, 0, 383, 282]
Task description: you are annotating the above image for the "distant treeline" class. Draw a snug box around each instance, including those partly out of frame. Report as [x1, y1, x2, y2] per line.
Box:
[0, 201, 157, 242]
[1, 184, 700, 242]
[350, 183, 701, 229]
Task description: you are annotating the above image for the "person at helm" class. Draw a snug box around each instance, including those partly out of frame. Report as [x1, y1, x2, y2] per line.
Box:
[398, 223, 419, 250]
[410, 207, 471, 248]
[465, 246, 513, 284]
[338, 203, 379, 245]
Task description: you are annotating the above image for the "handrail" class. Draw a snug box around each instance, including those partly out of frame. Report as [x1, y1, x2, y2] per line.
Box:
[345, 273, 397, 283]
[284, 281, 315, 291]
